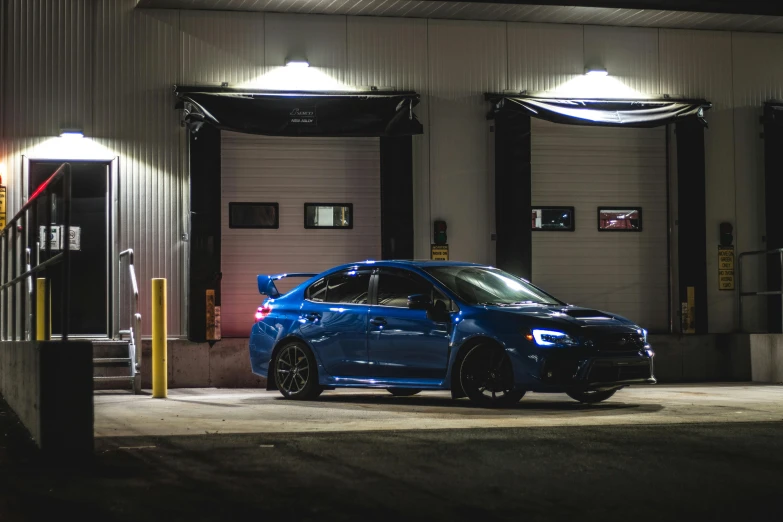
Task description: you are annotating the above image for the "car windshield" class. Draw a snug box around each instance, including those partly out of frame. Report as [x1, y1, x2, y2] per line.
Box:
[423, 266, 562, 306]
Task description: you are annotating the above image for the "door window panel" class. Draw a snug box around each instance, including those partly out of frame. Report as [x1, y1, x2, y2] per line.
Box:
[307, 278, 327, 302]
[531, 207, 575, 231]
[377, 269, 436, 308]
[325, 270, 371, 304]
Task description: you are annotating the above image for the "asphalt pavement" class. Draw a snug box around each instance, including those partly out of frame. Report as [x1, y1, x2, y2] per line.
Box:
[1, 395, 782, 522]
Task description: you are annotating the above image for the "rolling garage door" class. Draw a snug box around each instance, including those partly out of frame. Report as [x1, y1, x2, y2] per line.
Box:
[531, 119, 668, 332]
[221, 133, 382, 338]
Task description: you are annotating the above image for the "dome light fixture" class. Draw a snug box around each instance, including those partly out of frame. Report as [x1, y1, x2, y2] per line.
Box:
[59, 128, 84, 138]
[285, 58, 310, 68]
[585, 67, 609, 77]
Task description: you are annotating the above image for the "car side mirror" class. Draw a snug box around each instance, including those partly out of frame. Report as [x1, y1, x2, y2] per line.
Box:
[407, 294, 432, 311]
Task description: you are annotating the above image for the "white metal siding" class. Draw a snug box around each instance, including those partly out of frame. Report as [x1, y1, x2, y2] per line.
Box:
[427, 20, 507, 265]
[531, 119, 668, 331]
[660, 29, 736, 332]
[220, 133, 381, 337]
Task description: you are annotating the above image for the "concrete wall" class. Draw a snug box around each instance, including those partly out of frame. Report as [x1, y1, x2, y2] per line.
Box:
[749, 334, 783, 383]
[0, 341, 93, 454]
[3, 5, 783, 335]
[650, 334, 752, 383]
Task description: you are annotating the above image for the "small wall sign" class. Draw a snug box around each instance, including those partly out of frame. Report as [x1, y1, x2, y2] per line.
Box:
[718, 245, 735, 291]
[431, 244, 449, 261]
[289, 107, 317, 125]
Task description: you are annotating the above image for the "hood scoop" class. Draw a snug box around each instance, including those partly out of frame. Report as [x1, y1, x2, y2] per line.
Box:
[561, 309, 615, 321]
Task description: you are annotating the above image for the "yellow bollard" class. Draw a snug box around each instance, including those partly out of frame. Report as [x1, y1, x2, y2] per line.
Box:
[36, 278, 50, 341]
[151, 278, 167, 399]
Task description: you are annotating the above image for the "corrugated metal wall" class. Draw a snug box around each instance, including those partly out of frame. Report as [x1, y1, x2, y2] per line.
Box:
[428, 20, 507, 265]
[3, 5, 783, 335]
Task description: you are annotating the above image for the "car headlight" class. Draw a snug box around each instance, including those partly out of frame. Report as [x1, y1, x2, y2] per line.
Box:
[639, 328, 648, 343]
[528, 329, 579, 348]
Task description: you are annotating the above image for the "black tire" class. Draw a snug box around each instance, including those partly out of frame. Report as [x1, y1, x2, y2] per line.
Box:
[387, 388, 422, 397]
[459, 342, 525, 407]
[567, 389, 617, 404]
[274, 341, 323, 400]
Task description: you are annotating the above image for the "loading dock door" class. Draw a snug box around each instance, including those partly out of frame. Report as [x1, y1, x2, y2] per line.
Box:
[531, 119, 668, 331]
[220, 133, 382, 338]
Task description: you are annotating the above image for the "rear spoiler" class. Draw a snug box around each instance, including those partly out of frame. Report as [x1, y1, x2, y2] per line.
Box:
[257, 273, 318, 298]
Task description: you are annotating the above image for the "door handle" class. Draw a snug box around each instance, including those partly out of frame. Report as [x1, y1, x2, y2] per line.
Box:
[303, 312, 321, 322]
[369, 317, 387, 326]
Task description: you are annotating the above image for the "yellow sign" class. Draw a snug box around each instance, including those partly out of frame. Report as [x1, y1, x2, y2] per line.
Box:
[718, 245, 735, 291]
[431, 245, 449, 261]
[682, 286, 696, 334]
[0, 185, 6, 230]
[206, 289, 221, 341]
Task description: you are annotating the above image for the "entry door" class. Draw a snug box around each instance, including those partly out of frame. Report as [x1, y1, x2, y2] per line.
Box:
[367, 268, 451, 380]
[29, 161, 111, 337]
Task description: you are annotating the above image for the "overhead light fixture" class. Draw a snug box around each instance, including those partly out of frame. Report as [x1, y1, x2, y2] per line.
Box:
[59, 128, 84, 138]
[285, 59, 310, 68]
[585, 68, 609, 77]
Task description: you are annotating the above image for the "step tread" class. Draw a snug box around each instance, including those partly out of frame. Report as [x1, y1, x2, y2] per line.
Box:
[94, 358, 132, 364]
[94, 376, 135, 382]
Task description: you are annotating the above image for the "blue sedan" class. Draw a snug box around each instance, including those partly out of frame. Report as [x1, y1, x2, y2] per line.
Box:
[249, 261, 656, 407]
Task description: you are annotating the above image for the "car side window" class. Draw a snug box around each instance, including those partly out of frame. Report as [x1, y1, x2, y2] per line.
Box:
[307, 278, 327, 302]
[323, 270, 371, 304]
[377, 268, 453, 311]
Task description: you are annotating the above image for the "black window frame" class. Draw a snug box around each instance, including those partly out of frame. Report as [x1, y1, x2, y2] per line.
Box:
[372, 267, 457, 312]
[531, 206, 576, 232]
[597, 206, 643, 232]
[228, 202, 279, 229]
[304, 202, 354, 230]
[305, 268, 372, 305]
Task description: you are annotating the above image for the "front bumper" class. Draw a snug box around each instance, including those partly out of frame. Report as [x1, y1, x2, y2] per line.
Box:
[522, 346, 656, 392]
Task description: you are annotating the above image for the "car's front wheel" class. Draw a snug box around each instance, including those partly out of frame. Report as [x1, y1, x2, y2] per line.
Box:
[459, 342, 525, 407]
[567, 389, 617, 404]
[387, 388, 421, 397]
[274, 341, 323, 400]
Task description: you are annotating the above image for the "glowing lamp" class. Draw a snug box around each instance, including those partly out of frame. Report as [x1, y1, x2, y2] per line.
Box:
[585, 68, 609, 77]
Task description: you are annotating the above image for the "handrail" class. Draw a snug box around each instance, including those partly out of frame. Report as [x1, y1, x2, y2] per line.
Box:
[737, 247, 783, 333]
[119, 249, 141, 392]
[0, 163, 71, 342]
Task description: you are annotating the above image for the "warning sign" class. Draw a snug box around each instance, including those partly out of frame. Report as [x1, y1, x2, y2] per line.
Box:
[0, 185, 6, 230]
[718, 245, 735, 291]
[431, 245, 449, 261]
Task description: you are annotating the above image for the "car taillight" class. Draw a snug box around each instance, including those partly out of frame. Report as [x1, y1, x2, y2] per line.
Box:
[254, 305, 272, 322]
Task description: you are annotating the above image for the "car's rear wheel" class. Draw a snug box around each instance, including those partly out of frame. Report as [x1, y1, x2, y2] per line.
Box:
[459, 342, 525, 407]
[567, 389, 617, 404]
[274, 341, 323, 400]
[387, 388, 422, 397]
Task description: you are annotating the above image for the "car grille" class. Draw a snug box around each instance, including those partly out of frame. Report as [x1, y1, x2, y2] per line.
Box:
[589, 331, 646, 352]
[588, 362, 651, 384]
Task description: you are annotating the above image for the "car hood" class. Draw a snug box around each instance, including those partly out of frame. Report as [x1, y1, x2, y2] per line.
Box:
[485, 304, 641, 331]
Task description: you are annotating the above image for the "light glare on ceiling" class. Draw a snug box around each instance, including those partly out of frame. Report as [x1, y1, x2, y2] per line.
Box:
[285, 60, 310, 68]
[59, 128, 84, 138]
[585, 68, 609, 77]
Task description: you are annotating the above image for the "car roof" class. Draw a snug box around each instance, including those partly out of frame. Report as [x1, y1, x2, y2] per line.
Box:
[326, 260, 486, 272]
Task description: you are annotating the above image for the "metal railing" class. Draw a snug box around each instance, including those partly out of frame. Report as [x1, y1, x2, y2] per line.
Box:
[118, 249, 142, 393]
[0, 163, 72, 342]
[738, 247, 783, 333]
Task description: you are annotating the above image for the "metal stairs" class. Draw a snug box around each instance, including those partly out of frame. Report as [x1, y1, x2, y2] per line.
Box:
[94, 248, 142, 394]
[93, 339, 141, 393]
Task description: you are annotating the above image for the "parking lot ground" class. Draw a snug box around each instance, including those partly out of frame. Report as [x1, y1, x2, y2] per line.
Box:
[95, 383, 783, 437]
[2, 384, 782, 522]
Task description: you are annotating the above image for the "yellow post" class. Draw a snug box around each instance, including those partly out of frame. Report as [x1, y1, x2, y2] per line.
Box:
[36, 278, 50, 341]
[151, 278, 167, 399]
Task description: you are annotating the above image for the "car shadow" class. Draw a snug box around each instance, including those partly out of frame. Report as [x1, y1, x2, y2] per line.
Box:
[246, 392, 664, 416]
